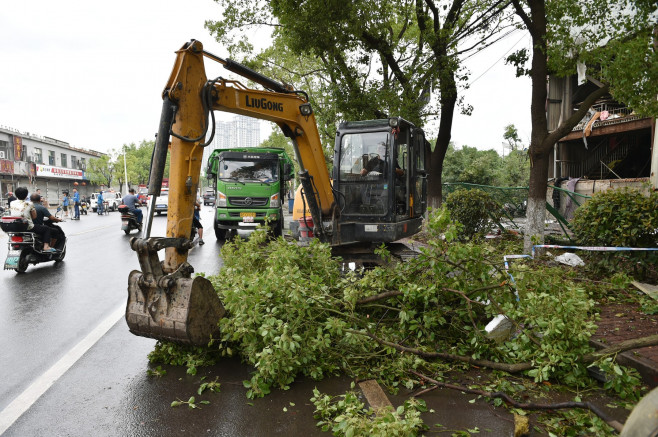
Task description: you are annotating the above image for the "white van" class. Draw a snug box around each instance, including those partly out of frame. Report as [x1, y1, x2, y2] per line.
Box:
[90, 191, 121, 212]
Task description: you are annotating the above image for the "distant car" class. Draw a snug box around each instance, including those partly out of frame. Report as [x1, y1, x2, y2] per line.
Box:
[154, 189, 169, 215]
[137, 187, 149, 205]
[90, 191, 121, 212]
[203, 188, 215, 206]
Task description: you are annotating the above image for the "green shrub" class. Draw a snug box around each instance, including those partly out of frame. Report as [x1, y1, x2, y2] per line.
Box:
[444, 188, 501, 239]
[572, 188, 658, 247]
[571, 188, 658, 277]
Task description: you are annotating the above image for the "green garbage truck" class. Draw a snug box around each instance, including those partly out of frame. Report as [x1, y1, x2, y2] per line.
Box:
[206, 147, 294, 240]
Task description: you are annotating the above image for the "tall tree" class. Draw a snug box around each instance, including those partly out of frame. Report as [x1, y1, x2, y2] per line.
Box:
[509, 0, 658, 252]
[206, 0, 515, 209]
[87, 154, 115, 188]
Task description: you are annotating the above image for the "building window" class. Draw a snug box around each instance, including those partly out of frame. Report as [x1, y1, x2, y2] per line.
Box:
[80, 157, 86, 170]
[34, 148, 43, 164]
[48, 150, 55, 165]
[61, 153, 67, 168]
[0, 140, 11, 160]
[71, 155, 77, 169]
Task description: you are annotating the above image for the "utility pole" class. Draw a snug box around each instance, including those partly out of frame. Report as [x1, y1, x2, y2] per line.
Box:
[123, 146, 129, 194]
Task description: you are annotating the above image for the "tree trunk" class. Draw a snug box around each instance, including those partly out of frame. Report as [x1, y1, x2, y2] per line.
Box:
[524, 148, 551, 252]
[427, 71, 458, 211]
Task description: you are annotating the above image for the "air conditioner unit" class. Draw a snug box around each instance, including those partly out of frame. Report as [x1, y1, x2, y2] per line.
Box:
[0, 151, 5, 159]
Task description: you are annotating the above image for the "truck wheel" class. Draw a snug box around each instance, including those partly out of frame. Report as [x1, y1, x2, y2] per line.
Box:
[272, 220, 283, 238]
[214, 227, 226, 241]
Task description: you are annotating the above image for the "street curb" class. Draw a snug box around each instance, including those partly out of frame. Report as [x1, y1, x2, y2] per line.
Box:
[590, 339, 658, 388]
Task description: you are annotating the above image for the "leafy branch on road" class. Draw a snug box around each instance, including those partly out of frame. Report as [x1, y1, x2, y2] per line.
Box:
[149, 208, 654, 433]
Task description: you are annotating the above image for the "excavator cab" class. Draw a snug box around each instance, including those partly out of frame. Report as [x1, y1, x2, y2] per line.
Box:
[331, 118, 427, 245]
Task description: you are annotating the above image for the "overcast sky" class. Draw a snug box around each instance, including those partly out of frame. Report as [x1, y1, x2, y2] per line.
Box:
[0, 0, 532, 156]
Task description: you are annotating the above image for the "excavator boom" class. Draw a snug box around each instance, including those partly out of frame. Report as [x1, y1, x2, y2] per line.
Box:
[126, 40, 335, 345]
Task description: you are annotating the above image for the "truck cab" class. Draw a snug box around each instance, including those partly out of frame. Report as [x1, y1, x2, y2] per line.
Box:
[207, 148, 293, 240]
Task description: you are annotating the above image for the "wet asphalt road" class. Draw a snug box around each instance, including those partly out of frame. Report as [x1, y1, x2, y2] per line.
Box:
[0, 207, 529, 436]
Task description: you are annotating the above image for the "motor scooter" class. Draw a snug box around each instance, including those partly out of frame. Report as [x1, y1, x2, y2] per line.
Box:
[1, 217, 67, 273]
[80, 199, 88, 215]
[118, 205, 142, 234]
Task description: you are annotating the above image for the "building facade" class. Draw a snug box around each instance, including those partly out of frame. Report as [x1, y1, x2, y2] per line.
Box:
[546, 74, 657, 196]
[201, 115, 262, 174]
[0, 126, 105, 206]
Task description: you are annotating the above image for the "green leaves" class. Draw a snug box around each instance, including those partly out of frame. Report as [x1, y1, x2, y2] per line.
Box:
[572, 188, 658, 278]
[198, 377, 221, 395]
[444, 188, 502, 240]
[311, 388, 428, 436]
[170, 396, 211, 409]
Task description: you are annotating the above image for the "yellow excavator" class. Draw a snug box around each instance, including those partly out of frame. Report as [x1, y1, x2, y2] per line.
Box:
[126, 40, 429, 345]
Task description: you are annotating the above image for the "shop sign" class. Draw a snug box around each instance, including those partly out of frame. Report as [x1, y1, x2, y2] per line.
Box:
[0, 160, 14, 175]
[13, 136, 23, 161]
[36, 164, 85, 180]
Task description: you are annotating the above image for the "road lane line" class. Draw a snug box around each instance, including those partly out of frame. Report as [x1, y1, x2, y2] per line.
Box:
[0, 304, 125, 434]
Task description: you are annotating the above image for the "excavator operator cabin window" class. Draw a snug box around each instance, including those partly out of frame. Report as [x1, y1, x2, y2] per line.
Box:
[339, 132, 389, 180]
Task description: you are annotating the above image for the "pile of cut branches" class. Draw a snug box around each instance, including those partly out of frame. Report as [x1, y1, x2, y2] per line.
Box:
[151, 209, 651, 403]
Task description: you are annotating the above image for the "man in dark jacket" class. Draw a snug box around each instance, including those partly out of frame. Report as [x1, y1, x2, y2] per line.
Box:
[30, 193, 65, 244]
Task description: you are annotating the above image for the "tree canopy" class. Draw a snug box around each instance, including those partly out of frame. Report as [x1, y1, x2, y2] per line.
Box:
[87, 140, 167, 190]
[206, 0, 515, 208]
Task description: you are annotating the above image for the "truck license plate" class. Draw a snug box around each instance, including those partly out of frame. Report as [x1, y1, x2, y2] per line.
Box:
[240, 212, 255, 223]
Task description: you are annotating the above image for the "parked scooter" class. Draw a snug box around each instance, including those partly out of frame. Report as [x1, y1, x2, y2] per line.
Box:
[1, 217, 66, 273]
[118, 205, 142, 234]
[80, 199, 88, 215]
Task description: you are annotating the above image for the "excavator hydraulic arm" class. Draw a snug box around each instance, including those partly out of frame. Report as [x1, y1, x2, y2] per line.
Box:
[126, 40, 335, 345]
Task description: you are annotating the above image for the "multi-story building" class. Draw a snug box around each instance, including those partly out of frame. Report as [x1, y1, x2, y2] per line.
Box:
[547, 74, 657, 200]
[201, 115, 262, 174]
[0, 126, 105, 206]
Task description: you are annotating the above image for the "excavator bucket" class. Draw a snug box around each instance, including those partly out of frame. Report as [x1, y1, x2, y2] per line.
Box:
[126, 237, 226, 345]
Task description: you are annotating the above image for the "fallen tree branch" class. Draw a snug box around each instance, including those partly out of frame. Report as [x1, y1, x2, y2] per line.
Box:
[356, 284, 503, 306]
[349, 330, 658, 375]
[584, 334, 658, 363]
[346, 329, 533, 373]
[356, 290, 402, 305]
[408, 370, 624, 433]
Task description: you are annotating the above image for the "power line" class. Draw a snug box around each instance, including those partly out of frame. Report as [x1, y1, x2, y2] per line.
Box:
[468, 32, 528, 86]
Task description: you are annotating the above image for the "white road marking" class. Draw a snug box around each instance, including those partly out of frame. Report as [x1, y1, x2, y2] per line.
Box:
[0, 304, 125, 434]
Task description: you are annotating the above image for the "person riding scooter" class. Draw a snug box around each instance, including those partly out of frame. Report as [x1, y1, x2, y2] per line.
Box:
[30, 193, 65, 245]
[9, 187, 56, 252]
[121, 188, 143, 225]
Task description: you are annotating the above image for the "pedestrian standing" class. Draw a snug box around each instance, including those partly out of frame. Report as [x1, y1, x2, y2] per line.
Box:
[194, 196, 204, 245]
[36, 189, 49, 207]
[72, 188, 80, 220]
[7, 192, 16, 208]
[62, 191, 70, 217]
